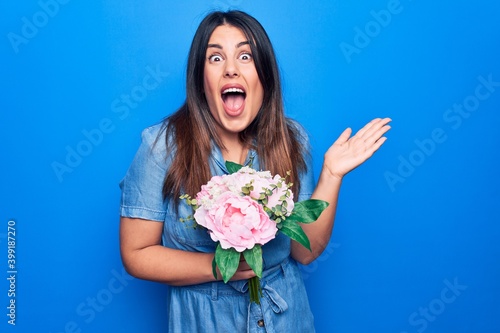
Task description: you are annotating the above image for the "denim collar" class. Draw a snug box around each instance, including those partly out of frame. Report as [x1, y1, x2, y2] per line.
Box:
[211, 142, 258, 174]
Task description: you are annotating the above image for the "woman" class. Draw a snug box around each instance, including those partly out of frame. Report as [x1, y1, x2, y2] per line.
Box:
[119, 10, 391, 332]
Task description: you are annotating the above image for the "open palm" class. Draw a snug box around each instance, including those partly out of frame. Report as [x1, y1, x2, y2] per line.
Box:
[323, 118, 392, 179]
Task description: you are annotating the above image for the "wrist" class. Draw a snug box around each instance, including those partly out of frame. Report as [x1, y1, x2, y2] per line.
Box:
[312, 169, 342, 202]
[319, 167, 344, 184]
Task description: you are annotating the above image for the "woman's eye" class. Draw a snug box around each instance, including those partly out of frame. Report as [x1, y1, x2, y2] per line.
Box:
[239, 53, 252, 61]
[208, 55, 223, 62]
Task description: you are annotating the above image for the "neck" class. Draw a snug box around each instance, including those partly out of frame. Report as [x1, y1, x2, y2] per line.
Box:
[220, 138, 248, 165]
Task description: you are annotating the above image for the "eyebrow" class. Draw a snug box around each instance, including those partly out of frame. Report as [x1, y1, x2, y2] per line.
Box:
[207, 41, 250, 49]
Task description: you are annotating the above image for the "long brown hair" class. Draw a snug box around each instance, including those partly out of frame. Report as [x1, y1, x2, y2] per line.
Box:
[160, 10, 308, 206]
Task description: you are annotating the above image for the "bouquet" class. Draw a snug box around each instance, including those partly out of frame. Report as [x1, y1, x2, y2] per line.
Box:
[181, 161, 328, 304]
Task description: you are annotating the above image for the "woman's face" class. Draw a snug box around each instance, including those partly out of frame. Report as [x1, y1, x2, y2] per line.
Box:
[203, 24, 264, 143]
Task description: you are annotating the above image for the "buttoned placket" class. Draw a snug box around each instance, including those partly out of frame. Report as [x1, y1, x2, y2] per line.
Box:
[248, 301, 266, 332]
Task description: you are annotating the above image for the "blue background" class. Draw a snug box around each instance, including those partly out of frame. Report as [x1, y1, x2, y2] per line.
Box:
[2, 1, 500, 332]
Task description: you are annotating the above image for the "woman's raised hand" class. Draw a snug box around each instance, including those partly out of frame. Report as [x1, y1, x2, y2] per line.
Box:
[322, 118, 392, 180]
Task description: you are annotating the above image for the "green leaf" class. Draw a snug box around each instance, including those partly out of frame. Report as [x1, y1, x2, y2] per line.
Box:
[212, 257, 218, 280]
[226, 161, 243, 174]
[286, 199, 329, 224]
[215, 244, 241, 283]
[280, 220, 311, 251]
[242, 245, 263, 278]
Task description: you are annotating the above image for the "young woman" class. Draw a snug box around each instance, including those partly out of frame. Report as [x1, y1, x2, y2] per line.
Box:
[119, 10, 390, 332]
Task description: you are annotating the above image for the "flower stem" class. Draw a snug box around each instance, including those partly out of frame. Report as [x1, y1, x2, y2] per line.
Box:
[248, 276, 262, 305]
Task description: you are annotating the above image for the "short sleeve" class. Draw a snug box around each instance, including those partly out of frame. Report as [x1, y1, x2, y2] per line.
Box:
[292, 121, 315, 202]
[119, 124, 170, 221]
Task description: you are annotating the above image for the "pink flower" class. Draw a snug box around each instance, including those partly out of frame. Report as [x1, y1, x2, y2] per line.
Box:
[196, 175, 230, 209]
[228, 171, 255, 194]
[194, 192, 277, 252]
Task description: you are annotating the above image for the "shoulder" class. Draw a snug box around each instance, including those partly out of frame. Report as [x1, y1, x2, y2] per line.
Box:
[141, 120, 176, 148]
[286, 118, 310, 147]
[140, 122, 165, 144]
[134, 121, 176, 166]
[286, 117, 307, 134]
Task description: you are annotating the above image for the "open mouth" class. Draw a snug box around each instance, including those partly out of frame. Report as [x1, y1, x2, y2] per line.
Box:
[221, 87, 246, 113]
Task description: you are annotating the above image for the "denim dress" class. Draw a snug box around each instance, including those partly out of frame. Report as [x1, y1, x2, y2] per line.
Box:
[120, 123, 316, 332]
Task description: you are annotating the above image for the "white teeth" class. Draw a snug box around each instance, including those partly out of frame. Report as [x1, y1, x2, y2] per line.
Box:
[222, 88, 245, 94]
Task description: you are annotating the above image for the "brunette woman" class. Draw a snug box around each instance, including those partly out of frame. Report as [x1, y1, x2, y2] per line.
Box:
[120, 10, 391, 332]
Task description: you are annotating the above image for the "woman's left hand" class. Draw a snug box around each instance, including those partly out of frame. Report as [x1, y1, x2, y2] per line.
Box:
[322, 117, 392, 180]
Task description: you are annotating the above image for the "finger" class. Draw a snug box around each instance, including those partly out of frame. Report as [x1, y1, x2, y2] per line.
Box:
[363, 123, 391, 146]
[237, 261, 252, 271]
[353, 118, 382, 138]
[376, 123, 392, 139]
[231, 269, 257, 281]
[334, 127, 352, 145]
[365, 136, 388, 156]
[357, 118, 391, 140]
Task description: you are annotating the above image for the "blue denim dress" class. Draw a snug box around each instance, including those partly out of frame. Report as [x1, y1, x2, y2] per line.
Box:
[120, 123, 316, 332]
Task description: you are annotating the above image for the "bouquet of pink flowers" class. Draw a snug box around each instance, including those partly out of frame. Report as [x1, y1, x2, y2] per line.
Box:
[181, 161, 328, 304]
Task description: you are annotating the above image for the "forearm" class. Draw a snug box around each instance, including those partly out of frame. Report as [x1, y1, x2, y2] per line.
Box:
[120, 217, 216, 286]
[291, 170, 342, 265]
[122, 245, 217, 286]
[120, 217, 255, 286]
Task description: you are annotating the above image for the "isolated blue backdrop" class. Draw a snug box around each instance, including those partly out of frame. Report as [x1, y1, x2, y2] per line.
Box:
[1, 1, 500, 332]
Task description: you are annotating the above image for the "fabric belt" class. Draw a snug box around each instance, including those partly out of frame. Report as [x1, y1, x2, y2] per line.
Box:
[186, 257, 291, 314]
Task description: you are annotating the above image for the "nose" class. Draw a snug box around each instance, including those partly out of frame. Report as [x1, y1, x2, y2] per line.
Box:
[224, 59, 239, 78]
